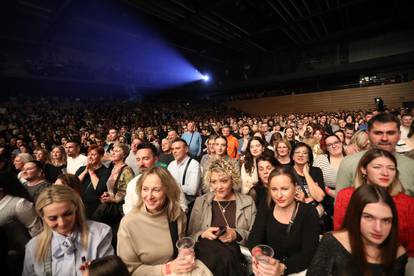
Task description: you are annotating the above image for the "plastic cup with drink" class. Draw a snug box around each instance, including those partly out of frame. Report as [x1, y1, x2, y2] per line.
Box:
[252, 244, 274, 264]
[176, 237, 195, 263]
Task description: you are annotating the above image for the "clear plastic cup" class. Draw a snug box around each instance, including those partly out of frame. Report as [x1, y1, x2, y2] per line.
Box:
[252, 244, 274, 264]
[176, 237, 195, 262]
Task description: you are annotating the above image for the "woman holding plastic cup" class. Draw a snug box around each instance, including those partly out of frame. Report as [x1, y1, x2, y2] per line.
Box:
[117, 167, 212, 276]
[247, 167, 320, 275]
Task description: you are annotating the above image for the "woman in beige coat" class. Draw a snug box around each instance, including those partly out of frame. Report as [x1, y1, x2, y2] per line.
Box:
[188, 158, 256, 276]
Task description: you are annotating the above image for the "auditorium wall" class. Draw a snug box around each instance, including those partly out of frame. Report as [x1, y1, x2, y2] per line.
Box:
[225, 82, 414, 115]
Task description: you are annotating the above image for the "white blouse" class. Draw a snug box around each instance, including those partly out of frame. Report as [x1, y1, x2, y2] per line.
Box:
[23, 220, 113, 276]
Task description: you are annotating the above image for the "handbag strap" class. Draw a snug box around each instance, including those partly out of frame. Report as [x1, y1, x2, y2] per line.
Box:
[188, 132, 194, 148]
[168, 220, 179, 259]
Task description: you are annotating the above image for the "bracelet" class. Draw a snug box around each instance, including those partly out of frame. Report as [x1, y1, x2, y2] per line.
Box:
[164, 261, 172, 276]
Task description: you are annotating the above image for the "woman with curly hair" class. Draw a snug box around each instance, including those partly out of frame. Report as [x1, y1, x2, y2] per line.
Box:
[188, 158, 256, 276]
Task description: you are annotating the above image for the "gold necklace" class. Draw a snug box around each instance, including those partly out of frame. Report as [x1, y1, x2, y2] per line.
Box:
[217, 200, 232, 213]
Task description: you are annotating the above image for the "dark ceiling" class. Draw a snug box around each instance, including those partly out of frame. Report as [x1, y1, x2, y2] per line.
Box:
[125, 0, 413, 61]
[1, 0, 414, 95]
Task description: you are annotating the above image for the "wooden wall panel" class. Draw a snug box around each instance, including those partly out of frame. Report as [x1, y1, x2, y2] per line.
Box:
[225, 82, 414, 115]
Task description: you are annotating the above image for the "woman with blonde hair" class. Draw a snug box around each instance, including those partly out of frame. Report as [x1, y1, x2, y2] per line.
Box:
[188, 158, 256, 276]
[274, 138, 292, 167]
[34, 148, 50, 164]
[44, 145, 67, 183]
[117, 166, 211, 276]
[345, 129, 370, 155]
[334, 148, 414, 259]
[22, 185, 113, 276]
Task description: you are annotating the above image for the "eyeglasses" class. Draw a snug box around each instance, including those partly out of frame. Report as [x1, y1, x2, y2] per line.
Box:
[293, 151, 308, 156]
[326, 140, 342, 148]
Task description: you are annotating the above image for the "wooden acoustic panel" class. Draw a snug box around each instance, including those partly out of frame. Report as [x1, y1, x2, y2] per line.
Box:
[225, 82, 414, 115]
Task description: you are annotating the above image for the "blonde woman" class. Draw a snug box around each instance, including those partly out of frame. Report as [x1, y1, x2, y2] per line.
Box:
[117, 166, 211, 276]
[45, 146, 67, 183]
[188, 158, 256, 276]
[345, 129, 370, 155]
[22, 185, 113, 276]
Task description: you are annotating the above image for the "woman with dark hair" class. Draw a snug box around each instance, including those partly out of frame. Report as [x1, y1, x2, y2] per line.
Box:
[313, 135, 345, 198]
[291, 143, 326, 218]
[241, 137, 266, 195]
[283, 127, 298, 149]
[247, 167, 320, 275]
[54, 173, 82, 196]
[76, 145, 111, 219]
[83, 255, 129, 276]
[334, 129, 345, 143]
[268, 132, 283, 152]
[345, 114, 357, 130]
[334, 149, 414, 259]
[253, 154, 280, 206]
[308, 185, 407, 275]
[44, 145, 67, 183]
[399, 120, 414, 158]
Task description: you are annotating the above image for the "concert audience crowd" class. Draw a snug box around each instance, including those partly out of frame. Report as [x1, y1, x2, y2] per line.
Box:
[1, 96, 414, 276]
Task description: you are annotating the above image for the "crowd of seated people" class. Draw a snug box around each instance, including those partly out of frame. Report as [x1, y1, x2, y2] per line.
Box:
[1, 97, 414, 275]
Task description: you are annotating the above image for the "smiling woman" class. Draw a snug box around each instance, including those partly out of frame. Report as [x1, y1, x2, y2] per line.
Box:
[22, 185, 113, 276]
[117, 166, 212, 276]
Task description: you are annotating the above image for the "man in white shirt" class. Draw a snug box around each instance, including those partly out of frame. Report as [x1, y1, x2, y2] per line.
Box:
[167, 138, 201, 205]
[396, 113, 413, 153]
[123, 142, 187, 215]
[124, 138, 143, 175]
[65, 141, 87, 174]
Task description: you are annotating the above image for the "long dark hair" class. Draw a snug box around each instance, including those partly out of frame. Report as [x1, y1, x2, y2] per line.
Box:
[342, 185, 399, 275]
[88, 255, 129, 276]
[0, 171, 32, 201]
[244, 137, 266, 175]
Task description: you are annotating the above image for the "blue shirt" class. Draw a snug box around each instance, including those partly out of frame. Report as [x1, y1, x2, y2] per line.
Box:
[181, 131, 202, 157]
